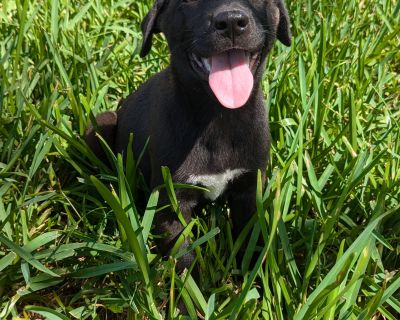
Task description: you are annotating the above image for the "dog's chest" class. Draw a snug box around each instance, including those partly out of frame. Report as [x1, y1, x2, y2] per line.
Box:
[186, 168, 247, 201]
[173, 110, 267, 200]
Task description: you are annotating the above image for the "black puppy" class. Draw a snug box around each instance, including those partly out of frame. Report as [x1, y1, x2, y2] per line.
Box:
[86, 0, 291, 271]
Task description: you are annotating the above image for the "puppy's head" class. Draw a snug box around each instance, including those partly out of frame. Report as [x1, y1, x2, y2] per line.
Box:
[140, 0, 291, 109]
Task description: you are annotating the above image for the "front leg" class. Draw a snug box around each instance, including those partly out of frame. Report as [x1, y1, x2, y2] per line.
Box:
[153, 189, 199, 272]
[152, 189, 200, 315]
[228, 171, 265, 268]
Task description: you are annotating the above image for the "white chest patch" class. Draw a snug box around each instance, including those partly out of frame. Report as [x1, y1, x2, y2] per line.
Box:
[187, 169, 247, 201]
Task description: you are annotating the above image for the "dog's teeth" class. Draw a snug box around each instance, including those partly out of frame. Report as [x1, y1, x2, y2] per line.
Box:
[192, 54, 203, 68]
[202, 58, 211, 72]
[245, 53, 250, 65]
[191, 53, 211, 74]
[192, 54, 198, 63]
[249, 53, 258, 68]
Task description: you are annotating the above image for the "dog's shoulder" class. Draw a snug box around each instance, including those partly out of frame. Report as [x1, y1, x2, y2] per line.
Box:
[117, 67, 176, 115]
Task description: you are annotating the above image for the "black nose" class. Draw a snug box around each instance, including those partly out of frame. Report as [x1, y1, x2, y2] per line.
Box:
[214, 10, 250, 38]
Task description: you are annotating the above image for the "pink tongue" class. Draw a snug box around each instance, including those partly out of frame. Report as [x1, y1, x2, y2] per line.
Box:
[209, 50, 254, 109]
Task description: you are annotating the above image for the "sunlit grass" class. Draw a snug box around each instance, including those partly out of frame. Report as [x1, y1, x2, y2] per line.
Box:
[0, 0, 399, 319]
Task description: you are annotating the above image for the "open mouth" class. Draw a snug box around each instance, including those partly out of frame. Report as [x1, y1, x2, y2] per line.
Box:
[189, 49, 261, 109]
[189, 50, 260, 75]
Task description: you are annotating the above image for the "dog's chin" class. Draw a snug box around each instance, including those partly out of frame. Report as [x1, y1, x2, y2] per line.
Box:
[188, 49, 261, 79]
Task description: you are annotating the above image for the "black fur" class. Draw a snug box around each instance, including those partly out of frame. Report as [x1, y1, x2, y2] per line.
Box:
[86, 0, 291, 272]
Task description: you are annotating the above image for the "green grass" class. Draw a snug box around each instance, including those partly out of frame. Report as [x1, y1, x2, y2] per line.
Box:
[0, 0, 399, 319]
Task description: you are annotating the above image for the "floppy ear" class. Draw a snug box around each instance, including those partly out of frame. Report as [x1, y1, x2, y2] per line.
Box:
[140, 0, 167, 57]
[276, 0, 292, 47]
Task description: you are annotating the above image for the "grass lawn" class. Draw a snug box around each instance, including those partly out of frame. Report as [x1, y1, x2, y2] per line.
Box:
[0, 0, 399, 319]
